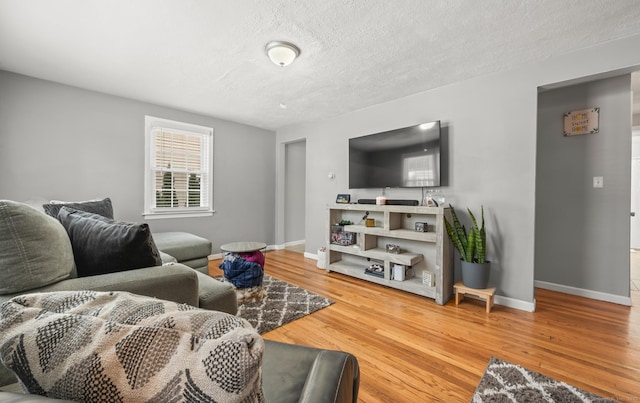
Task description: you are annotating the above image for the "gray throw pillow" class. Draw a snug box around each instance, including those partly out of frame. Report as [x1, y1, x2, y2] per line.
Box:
[43, 197, 114, 219]
[57, 207, 162, 277]
[0, 200, 74, 294]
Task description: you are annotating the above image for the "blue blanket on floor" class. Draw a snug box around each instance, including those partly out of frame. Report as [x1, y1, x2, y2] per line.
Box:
[219, 253, 264, 288]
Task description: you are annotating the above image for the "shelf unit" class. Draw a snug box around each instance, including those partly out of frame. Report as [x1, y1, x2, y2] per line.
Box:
[325, 204, 453, 305]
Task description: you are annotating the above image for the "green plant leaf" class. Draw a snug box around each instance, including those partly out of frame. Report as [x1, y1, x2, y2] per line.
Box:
[468, 206, 487, 263]
[446, 204, 488, 263]
[465, 227, 476, 262]
[476, 206, 486, 263]
[444, 214, 467, 259]
[449, 204, 468, 252]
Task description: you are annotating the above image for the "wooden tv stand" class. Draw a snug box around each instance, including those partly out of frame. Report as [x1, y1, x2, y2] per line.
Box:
[325, 204, 453, 305]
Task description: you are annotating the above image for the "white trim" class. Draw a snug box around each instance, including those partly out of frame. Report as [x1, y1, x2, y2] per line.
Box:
[493, 295, 536, 312]
[209, 252, 224, 260]
[272, 240, 305, 250]
[535, 280, 632, 306]
[304, 252, 317, 260]
[146, 116, 213, 136]
[143, 210, 214, 220]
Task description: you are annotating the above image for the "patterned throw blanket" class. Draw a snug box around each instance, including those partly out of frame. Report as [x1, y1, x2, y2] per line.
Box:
[0, 291, 264, 402]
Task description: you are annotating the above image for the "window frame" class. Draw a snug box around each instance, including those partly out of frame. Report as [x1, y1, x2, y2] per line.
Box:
[143, 115, 214, 219]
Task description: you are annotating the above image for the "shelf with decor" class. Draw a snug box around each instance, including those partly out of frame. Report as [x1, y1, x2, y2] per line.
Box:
[325, 204, 454, 304]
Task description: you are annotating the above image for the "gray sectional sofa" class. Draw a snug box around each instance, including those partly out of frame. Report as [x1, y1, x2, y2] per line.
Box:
[0, 199, 360, 402]
[0, 199, 238, 388]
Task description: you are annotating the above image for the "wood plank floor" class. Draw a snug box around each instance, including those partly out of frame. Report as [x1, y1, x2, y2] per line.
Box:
[210, 249, 640, 402]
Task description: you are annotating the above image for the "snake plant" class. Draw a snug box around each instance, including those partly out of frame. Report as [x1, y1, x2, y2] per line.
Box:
[444, 205, 487, 263]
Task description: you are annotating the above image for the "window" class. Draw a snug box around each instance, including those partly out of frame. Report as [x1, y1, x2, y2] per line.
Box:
[402, 150, 439, 187]
[144, 116, 213, 218]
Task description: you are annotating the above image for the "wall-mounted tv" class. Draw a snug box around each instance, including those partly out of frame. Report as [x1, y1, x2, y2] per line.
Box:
[349, 121, 441, 189]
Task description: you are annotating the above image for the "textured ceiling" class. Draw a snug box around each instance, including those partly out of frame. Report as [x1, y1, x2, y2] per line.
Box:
[1, 0, 640, 130]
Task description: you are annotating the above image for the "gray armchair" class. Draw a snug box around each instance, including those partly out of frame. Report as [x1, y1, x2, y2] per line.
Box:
[263, 340, 360, 403]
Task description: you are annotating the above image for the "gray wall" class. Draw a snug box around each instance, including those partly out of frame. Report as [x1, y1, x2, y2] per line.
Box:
[0, 70, 276, 252]
[535, 76, 631, 296]
[284, 140, 306, 243]
[275, 33, 640, 309]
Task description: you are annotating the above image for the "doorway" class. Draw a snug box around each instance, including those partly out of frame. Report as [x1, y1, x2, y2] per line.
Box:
[284, 140, 306, 252]
[631, 134, 640, 298]
[630, 72, 640, 300]
[535, 74, 632, 304]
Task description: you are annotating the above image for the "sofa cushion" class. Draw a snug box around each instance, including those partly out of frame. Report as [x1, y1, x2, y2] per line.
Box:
[43, 198, 114, 219]
[153, 231, 212, 262]
[0, 200, 74, 294]
[0, 291, 264, 402]
[57, 208, 162, 277]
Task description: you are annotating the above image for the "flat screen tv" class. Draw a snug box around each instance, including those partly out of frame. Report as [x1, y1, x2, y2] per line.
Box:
[349, 121, 441, 189]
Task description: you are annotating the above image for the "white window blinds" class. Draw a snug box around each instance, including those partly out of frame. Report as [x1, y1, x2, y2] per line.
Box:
[144, 116, 213, 217]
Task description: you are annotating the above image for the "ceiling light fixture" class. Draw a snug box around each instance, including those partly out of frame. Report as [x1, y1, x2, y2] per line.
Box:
[265, 41, 301, 67]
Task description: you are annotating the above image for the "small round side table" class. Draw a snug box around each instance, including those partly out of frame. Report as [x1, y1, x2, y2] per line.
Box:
[219, 241, 267, 303]
[220, 241, 267, 253]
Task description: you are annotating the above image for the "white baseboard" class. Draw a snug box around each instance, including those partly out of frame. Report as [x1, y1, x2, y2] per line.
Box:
[304, 252, 317, 260]
[535, 280, 632, 306]
[494, 295, 536, 312]
[272, 240, 305, 250]
[457, 292, 536, 312]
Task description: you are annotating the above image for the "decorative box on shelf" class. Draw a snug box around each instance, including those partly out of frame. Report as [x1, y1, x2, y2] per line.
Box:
[393, 264, 415, 281]
[364, 262, 384, 278]
[331, 224, 357, 246]
[386, 243, 401, 254]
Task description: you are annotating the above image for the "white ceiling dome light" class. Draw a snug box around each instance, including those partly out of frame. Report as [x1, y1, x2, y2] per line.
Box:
[265, 41, 301, 67]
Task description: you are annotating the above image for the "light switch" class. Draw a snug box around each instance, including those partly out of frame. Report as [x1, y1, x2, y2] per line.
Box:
[593, 176, 603, 188]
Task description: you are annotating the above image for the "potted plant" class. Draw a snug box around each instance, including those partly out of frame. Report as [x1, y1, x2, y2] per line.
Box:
[444, 204, 490, 289]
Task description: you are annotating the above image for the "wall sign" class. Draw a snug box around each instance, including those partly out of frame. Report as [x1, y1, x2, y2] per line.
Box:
[563, 107, 599, 136]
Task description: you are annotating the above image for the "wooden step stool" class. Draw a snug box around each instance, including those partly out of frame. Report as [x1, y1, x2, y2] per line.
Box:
[454, 281, 496, 313]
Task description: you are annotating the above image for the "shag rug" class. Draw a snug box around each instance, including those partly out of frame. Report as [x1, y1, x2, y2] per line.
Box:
[234, 274, 334, 334]
[472, 357, 615, 402]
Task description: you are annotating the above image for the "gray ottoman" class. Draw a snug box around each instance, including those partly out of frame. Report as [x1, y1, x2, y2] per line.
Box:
[154, 231, 211, 273]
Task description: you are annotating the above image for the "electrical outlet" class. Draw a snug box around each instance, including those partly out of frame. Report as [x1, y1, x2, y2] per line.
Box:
[593, 176, 603, 188]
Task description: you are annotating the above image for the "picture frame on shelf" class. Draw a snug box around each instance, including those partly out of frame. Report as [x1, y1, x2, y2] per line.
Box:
[330, 225, 357, 246]
[336, 194, 351, 204]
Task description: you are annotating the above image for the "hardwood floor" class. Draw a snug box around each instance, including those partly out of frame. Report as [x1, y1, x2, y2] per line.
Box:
[210, 250, 640, 402]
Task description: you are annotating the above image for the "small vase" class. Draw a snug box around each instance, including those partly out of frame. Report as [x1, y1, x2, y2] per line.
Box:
[461, 260, 491, 289]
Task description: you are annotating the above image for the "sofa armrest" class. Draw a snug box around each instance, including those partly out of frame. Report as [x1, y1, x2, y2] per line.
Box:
[195, 271, 238, 315]
[299, 350, 359, 403]
[262, 340, 359, 403]
[0, 264, 199, 308]
[0, 264, 200, 388]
